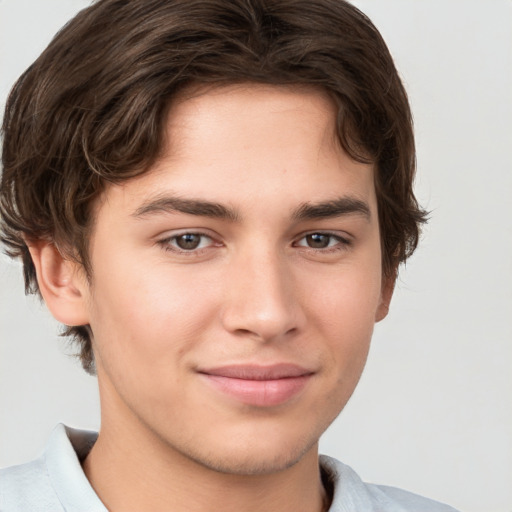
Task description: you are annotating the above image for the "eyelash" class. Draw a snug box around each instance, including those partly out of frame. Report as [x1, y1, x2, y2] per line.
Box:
[157, 231, 352, 255]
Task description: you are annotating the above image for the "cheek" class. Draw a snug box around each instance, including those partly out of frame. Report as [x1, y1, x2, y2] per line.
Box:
[306, 259, 383, 330]
[86, 255, 220, 365]
[301, 255, 382, 371]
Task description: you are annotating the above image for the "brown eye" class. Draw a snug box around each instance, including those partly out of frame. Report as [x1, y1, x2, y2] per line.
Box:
[305, 233, 331, 248]
[175, 233, 202, 250]
[295, 232, 350, 252]
[159, 232, 217, 254]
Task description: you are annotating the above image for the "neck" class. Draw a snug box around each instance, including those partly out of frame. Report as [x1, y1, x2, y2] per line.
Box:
[83, 399, 329, 512]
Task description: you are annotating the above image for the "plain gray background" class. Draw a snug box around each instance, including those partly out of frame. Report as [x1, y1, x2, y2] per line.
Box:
[1, 1, 511, 511]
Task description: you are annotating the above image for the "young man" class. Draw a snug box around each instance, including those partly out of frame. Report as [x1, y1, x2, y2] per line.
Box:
[0, 0, 459, 510]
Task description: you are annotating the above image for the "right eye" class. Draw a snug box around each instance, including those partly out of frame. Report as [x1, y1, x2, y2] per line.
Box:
[160, 232, 215, 252]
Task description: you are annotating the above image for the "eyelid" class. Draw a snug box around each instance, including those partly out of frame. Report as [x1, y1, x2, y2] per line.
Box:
[155, 227, 218, 241]
[295, 229, 352, 242]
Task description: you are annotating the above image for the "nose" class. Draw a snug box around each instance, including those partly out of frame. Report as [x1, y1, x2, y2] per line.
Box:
[220, 247, 305, 342]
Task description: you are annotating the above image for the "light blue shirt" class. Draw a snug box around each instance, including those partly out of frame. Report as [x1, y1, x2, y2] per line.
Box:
[0, 424, 459, 511]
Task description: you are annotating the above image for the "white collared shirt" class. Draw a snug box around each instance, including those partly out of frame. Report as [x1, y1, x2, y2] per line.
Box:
[0, 424, 459, 512]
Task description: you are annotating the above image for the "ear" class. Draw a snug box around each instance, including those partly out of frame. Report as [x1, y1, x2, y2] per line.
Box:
[28, 241, 90, 326]
[375, 272, 396, 322]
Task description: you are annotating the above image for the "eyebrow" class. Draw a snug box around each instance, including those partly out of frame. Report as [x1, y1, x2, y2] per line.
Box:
[292, 197, 371, 221]
[132, 195, 240, 221]
[132, 194, 370, 223]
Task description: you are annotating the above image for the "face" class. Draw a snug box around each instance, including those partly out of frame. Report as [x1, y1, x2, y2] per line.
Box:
[78, 84, 391, 475]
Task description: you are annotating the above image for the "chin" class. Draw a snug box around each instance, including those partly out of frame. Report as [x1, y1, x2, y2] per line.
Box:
[178, 432, 319, 476]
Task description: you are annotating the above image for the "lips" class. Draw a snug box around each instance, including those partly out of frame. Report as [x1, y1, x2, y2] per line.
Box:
[198, 364, 313, 407]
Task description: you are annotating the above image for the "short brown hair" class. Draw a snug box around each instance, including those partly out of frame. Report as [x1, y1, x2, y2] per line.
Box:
[0, 0, 427, 373]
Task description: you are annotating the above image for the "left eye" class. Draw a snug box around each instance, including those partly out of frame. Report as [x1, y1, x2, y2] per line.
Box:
[167, 233, 213, 251]
[295, 233, 344, 249]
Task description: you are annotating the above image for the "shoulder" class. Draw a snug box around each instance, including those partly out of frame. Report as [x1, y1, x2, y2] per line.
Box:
[1, 424, 103, 512]
[320, 455, 460, 512]
[0, 455, 63, 511]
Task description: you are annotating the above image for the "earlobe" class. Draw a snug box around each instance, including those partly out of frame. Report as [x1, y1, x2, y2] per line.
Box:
[28, 241, 90, 326]
[375, 273, 396, 322]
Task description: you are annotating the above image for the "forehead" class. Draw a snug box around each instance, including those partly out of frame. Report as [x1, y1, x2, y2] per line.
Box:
[164, 83, 339, 161]
[96, 83, 376, 218]
[167, 82, 337, 137]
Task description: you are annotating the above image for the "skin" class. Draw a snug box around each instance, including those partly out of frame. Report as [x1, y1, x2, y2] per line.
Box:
[30, 84, 394, 512]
